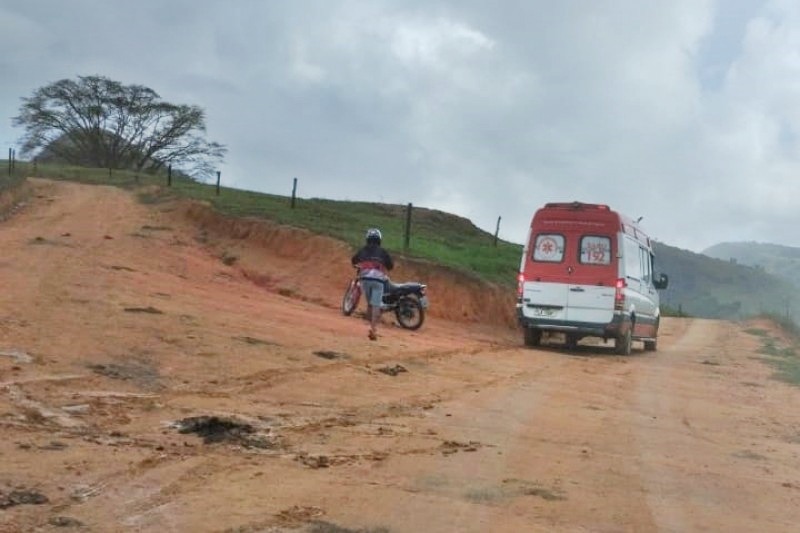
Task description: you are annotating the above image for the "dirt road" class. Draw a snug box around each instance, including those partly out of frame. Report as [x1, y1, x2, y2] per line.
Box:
[1, 179, 799, 532]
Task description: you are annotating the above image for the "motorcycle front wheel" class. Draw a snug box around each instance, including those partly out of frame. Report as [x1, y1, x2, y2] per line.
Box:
[341, 279, 361, 316]
[395, 296, 425, 330]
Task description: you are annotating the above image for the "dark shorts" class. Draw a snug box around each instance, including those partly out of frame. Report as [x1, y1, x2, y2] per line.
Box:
[361, 278, 385, 308]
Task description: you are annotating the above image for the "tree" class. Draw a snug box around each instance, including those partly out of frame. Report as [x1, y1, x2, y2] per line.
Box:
[13, 75, 226, 179]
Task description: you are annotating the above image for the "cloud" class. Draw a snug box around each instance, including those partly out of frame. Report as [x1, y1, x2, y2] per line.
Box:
[1, 0, 799, 252]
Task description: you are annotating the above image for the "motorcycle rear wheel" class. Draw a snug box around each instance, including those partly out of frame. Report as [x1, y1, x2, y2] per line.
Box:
[342, 280, 361, 316]
[395, 296, 424, 330]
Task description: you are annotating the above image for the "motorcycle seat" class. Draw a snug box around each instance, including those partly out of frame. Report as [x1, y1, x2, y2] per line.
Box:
[384, 281, 420, 293]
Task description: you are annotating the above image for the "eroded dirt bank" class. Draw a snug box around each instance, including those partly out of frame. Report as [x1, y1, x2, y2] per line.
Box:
[177, 200, 517, 327]
[1, 179, 799, 532]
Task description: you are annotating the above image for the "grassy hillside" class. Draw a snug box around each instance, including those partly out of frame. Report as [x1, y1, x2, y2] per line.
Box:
[703, 241, 800, 290]
[2, 161, 522, 286]
[655, 242, 800, 321]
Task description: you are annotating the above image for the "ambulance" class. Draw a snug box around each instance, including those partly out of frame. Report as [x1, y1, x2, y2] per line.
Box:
[516, 202, 668, 354]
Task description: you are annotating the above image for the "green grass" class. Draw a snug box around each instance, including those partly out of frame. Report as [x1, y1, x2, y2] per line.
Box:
[0, 160, 26, 193]
[746, 323, 800, 387]
[758, 312, 800, 338]
[744, 328, 770, 337]
[9, 160, 522, 286]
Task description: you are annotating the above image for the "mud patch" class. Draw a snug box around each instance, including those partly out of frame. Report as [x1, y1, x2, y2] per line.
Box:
[308, 522, 389, 533]
[295, 454, 332, 469]
[274, 505, 325, 527]
[123, 306, 164, 314]
[49, 516, 85, 528]
[733, 450, 767, 461]
[28, 236, 67, 246]
[39, 441, 69, 451]
[0, 488, 49, 508]
[377, 364, 408, 376]
[221, 251, 239, 265]
[314, 350, 346, 360]
[440, 440, 481, 455]
[109, 264, 136, 272]
[140, 225, 172, 231]
[502, 478, 567, 501]
[175, 416, 276, 449]
[234, 335, 280, 347]
[87, 361, 161, 389]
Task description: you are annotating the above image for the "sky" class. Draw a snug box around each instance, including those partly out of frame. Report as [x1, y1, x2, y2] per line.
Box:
[2, 0, 799, 253]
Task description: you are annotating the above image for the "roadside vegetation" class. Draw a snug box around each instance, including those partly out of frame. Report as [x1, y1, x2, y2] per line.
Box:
[0, 165, 25, 193]
[746, 315, 800, 387]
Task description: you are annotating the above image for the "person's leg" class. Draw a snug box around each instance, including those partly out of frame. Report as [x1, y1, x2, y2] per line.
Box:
[371, 281, 385, 337]
[363, 280, 384, 339]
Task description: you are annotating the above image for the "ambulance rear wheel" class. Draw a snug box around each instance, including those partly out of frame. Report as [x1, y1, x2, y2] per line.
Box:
[524, 328, 542, 347]
[565, 334, 578, 350]
[615, 329, 632, 355]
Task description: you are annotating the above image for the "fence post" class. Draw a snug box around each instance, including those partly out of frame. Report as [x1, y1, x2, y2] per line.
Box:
[108, 167, 112, 180]
[493, 216, 502, 247]
[33, 159, 37, 177]
[10, 149, 15, 175]
[7, 148, 11, 176]
[291, 177, 297, 208]
[404, 202, 413, 251]
[167, 164, 172, 187]
[216, 171, 221, 196]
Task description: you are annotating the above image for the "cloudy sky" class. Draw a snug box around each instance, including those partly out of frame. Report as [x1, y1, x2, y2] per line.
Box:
[2, 0, 799, 252]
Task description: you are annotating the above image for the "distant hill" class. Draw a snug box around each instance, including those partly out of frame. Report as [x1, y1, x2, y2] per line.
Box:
[654, 242, 799, 321]
[702, 242, 800, 290]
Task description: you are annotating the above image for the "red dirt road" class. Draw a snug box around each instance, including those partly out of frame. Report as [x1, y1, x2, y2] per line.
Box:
[1, 179, 799, 532]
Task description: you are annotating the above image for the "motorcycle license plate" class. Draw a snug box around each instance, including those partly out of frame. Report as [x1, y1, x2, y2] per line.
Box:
[419, 296, 429, 309]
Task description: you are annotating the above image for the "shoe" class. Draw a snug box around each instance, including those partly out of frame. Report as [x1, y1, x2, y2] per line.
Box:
[368, 330, 377, 341]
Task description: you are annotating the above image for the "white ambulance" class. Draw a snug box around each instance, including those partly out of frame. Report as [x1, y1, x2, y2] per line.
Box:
[517, 202, 668, 354]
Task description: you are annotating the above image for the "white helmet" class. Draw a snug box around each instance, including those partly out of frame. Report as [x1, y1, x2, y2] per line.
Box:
[365, 228, 382, 244]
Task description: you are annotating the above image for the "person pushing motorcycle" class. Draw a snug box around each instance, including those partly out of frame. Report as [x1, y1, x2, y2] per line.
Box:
[351, 228, 394, 340]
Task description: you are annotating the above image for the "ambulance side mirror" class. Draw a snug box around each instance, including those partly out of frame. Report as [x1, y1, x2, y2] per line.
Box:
[653, 273, 669, 290]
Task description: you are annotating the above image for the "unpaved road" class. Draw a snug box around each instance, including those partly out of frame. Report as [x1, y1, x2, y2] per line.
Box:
[1, 179, 799, 532]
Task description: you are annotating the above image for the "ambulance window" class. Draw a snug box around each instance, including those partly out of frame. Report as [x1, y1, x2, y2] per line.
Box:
[623, 237, 642, 280]
[640, 247, 652, 283]
[580, 236, 611, 265]
[532, 234, 565, 262]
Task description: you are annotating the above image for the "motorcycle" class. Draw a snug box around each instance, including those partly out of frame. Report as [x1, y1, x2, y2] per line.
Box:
[341, 272, 428, 330]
